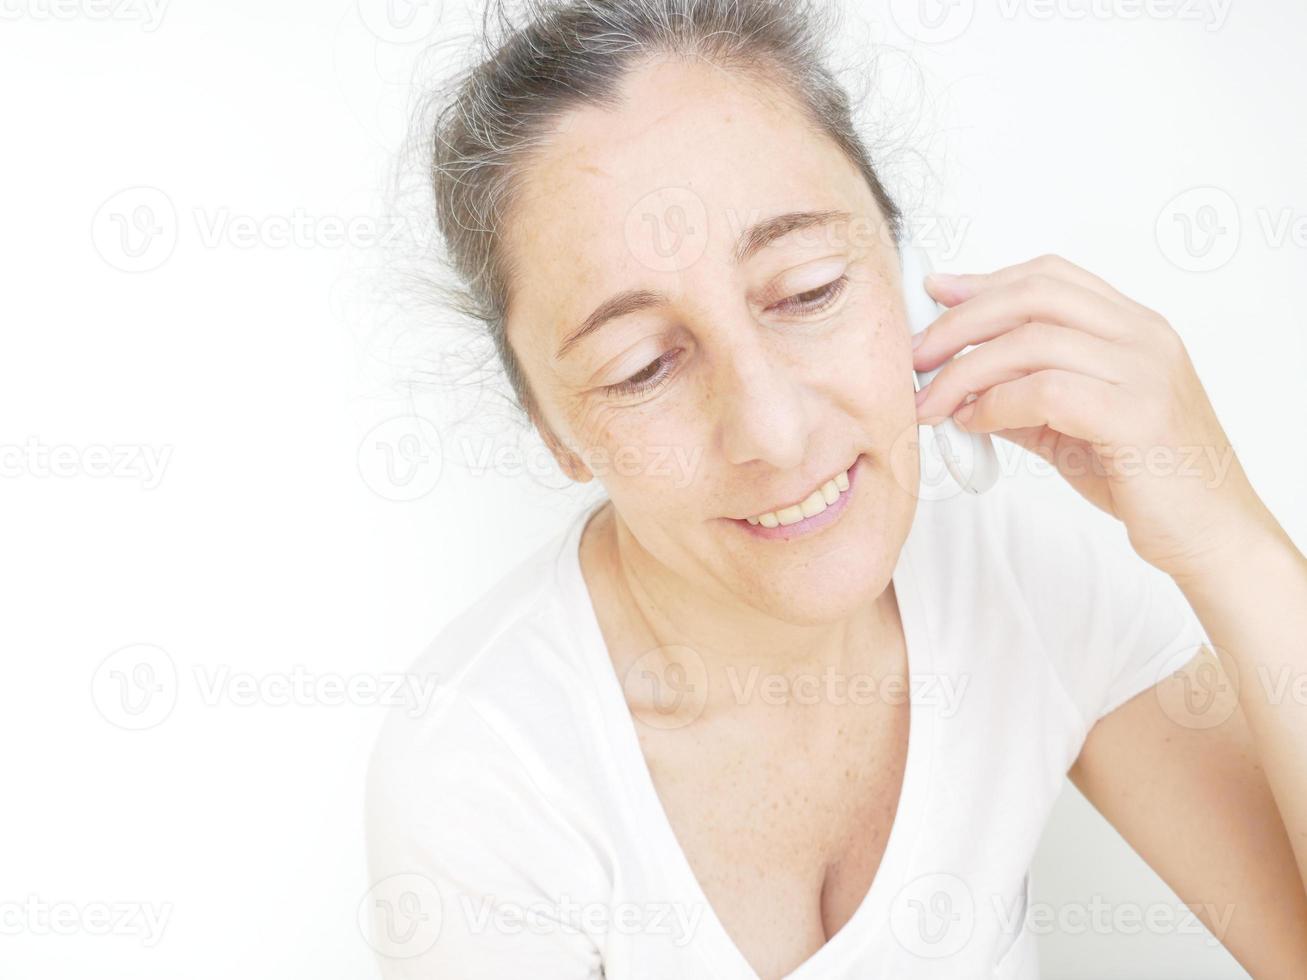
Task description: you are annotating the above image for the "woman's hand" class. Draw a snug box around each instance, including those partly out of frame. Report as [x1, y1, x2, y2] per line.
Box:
[911, 253, 1282, 582]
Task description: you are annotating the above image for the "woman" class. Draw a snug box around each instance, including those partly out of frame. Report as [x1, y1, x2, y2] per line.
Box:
[364, 1, 1307, 976]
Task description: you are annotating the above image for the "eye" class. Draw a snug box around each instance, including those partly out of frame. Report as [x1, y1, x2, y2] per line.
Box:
[770, 274, 850, 315]
[599, 276, 848, 400]
[604, 349, 681, 398]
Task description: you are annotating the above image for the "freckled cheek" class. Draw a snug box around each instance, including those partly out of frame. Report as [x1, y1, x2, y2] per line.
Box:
[829, 308, 914, 417]
[563, 399, 625, 456]
[565, 398, 706, 492]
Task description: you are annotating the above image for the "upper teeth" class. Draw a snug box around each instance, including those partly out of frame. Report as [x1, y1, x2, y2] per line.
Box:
[746, 469, 850, 527]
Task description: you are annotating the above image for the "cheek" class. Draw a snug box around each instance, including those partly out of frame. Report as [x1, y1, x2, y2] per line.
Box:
[564, 391, 711, 496]
[829, 303, 914, 415]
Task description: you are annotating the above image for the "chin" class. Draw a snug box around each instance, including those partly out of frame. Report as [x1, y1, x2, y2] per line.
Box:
[737, 481, 908, 623]
[757, 559, 891, 626]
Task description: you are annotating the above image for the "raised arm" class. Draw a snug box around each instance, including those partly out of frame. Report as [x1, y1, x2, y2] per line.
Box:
[912, 252, 1307, 969]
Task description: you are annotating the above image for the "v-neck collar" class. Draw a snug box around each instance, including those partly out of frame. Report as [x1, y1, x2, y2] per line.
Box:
[557, 498, 937, 979]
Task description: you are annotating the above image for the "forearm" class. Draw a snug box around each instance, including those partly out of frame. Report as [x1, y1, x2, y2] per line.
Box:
[1170, 508, 1307, 888]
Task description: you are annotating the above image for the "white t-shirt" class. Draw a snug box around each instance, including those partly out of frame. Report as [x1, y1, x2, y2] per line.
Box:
[364, 477, 1209, 979]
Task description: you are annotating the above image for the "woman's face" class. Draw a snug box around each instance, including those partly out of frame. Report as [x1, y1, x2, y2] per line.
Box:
[504, 57, 920, 624]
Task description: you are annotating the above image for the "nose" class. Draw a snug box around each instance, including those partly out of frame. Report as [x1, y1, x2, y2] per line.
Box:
[715, 331, 813, 470]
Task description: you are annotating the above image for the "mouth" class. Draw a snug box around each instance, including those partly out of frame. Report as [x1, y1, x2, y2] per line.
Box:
[727, 454, 863, 541]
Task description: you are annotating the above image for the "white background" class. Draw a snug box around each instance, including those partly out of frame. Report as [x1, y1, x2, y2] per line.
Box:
[1, 1, 1302, 977]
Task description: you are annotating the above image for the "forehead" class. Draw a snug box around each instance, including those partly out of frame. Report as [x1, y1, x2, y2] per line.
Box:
[502, 57, 870, 317]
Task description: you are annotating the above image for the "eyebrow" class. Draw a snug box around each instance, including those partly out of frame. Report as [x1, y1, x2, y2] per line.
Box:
[553, 208, 853, 360]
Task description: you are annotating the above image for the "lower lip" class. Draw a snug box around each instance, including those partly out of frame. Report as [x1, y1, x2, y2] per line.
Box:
[729, 455, 863, 542]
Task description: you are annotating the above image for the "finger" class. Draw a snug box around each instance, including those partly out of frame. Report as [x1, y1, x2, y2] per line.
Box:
[913, 274, 1135, 373]
[987, 424, 1054, 458]
[924, 252, 1153, 317]
[950, 369, 1127, 448]
[915, 321, 1129, 423]
[990, 425, 1120, 516]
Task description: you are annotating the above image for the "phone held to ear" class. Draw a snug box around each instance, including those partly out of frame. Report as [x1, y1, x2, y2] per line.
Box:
[900, 244, 1001, 495]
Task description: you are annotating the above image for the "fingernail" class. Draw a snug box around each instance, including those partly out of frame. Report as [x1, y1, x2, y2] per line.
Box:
[914, 385, 930, 406]
[911, 331, 927, 350]
[926, 271, 978, 300]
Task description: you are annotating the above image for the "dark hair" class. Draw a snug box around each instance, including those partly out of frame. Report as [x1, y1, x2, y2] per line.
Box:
[423, 0, 904, 424]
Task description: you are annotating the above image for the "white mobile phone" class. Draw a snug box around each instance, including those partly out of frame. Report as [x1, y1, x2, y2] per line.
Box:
[900, 244, 1001, 495]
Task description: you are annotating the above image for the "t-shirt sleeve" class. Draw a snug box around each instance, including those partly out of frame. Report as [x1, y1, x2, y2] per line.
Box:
[1002, 481, 1211, 741]
[1091, 530, 1210, 722]
[364, 687, 608, 980]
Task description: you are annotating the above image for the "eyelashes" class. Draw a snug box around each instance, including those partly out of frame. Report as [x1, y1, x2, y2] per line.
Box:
[603, 274, 851, 399]
[606, 352, 674, 397]
[770, 273, 850, 316]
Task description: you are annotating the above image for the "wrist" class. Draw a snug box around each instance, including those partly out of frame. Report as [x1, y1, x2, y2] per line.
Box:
[1167, 506, 1300, 593]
